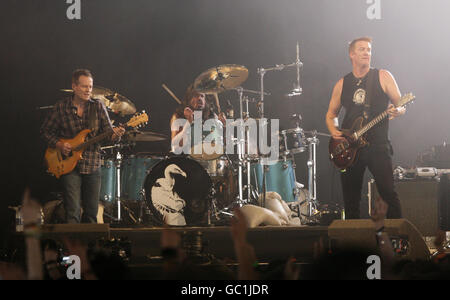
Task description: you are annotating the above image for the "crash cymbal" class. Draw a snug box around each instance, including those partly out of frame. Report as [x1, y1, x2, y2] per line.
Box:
[124, 130, 168, 142]
[60, 86, 136, 115]
[108, 93, 136, 115]
[193, 64, 249, 94]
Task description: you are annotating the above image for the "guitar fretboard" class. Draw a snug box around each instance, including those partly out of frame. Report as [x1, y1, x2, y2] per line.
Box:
[73, 129, 113, 151]
[354, 93, 414, 140]
[355, 110, 389, 139]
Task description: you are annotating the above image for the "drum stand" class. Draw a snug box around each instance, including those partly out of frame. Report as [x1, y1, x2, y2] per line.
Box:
[114, 150, 123, 222]
[107, 146, 138, 225]
[232, 87, 253, 207]
[303, 133, 320, 223]
[256, 62, 297, 207]
[211, 90, 256, 220]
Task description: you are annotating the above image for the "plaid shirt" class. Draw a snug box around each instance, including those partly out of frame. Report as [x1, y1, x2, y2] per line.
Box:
[40, 96, 114, 174]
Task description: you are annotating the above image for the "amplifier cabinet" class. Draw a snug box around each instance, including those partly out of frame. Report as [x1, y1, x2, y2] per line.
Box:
[369, 179, 440, 236]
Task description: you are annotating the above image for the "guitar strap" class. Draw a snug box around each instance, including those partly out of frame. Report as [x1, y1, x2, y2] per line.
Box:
[363, 69, 394, 154]
[88, 100, 99, 135]
[362, 68, 376, 121]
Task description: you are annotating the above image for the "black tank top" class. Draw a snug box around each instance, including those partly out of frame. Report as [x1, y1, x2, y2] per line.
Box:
[341, 68, 390, 144]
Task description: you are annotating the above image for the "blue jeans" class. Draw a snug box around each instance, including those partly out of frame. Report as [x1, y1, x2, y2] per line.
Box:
[61, 168, 101, 223]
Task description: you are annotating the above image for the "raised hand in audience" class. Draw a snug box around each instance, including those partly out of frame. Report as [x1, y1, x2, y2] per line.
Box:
[231, 208, 258, 280]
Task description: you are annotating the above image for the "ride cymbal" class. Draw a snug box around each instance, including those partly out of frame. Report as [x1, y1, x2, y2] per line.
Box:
[193, 64, 249, 94]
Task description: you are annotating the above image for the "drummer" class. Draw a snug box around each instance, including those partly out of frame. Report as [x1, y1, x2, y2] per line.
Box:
[170, 84, 226, 154]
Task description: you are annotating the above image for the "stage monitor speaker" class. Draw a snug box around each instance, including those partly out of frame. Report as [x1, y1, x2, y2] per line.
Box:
[369, 179, 440, 236]
[329, 219, 430, 261]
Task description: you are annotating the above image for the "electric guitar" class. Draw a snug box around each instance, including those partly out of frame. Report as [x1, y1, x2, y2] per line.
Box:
[45, 112, 148, 178]
[329, 93, 415, 170]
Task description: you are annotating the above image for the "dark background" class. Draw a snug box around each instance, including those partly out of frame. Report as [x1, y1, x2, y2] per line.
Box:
[1, 0, 449, 237]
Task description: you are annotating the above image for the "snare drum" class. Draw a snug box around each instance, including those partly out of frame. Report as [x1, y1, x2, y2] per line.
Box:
[100, 159, 117, 203]
[250, 159, 299, 203]
[121, 154, 164, 201]
[196, 156, 231, 177]
[144, 156, 212, 226]
[189, 119, 224, 161]
[280, 127, 306, 156]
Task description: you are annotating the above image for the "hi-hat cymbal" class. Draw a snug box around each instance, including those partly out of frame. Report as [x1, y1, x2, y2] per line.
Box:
[193, 64, 249, 94]
[124, 130, 168, 142]
[60, 86, 136, 115]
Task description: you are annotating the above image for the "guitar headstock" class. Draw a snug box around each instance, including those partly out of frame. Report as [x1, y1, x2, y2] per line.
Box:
[397, 92, 415, 107]
[126, 111, 149, 129]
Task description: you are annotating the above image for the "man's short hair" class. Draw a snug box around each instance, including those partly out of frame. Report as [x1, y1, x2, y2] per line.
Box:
[72, 69, 93, 84]
[348, 37, 373, 54]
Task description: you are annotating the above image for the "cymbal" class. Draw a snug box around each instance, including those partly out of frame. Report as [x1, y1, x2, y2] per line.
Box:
[60, 86, 136, 115]
[107, 93, 136, 115]
[124, 130, 168, 142]
[193, 64, 249, 94]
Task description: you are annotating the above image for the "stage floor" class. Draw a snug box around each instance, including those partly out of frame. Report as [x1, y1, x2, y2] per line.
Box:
[33, 224, 329, 264]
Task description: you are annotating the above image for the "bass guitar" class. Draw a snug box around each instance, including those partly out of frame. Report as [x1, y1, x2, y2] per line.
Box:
[45, 112, 148, 178]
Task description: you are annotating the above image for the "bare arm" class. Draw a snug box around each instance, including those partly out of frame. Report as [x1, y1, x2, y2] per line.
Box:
[231, 208, 259, 280]
[21, 189, 44, 280]
[380, 70, 405, 119]
[371, 197, 395, 269]
[325, 78, 344, 139]
[380, 70, 401, 104]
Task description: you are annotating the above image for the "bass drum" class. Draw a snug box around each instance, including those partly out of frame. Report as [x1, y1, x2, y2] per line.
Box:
[143, 156, 212, 226]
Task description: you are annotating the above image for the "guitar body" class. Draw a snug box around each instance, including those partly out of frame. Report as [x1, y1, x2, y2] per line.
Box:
[329, 117, 368, 170]
[44, 129, 91, 178]
[328, 93, 415, 171]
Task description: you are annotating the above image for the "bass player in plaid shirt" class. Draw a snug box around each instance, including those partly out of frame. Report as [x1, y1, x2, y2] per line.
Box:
[41, 69, 124, 223]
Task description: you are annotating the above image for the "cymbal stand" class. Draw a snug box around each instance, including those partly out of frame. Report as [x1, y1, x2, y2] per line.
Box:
[214, 89, 254, 217]
[114, 150, 123, 222]
[256, 64, 285, 207]
[305, 132, 319, 221]
[235, 87, 246, 207]
[243, 95, 254, 202]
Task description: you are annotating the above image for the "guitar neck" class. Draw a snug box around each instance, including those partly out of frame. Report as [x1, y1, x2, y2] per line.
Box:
[355, 110, 389, 139]
[73, 129, 114, 151]
[69, 112, 148, 152]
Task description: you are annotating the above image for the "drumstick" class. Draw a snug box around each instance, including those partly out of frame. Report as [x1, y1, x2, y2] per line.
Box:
[162, 84, 182, 105]
[213, 93, 221, 114]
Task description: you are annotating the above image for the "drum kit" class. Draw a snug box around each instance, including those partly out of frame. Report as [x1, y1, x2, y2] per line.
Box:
[49, 43, 332, 227]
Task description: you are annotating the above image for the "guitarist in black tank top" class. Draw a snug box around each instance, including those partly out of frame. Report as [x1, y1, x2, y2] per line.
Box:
[325, 37, 406, 219]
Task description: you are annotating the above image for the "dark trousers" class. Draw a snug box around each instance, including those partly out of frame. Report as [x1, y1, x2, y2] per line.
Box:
[340, 144, 402, 219]
[61, 168, 101, 223]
